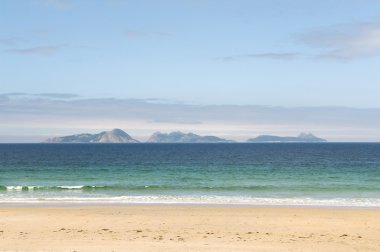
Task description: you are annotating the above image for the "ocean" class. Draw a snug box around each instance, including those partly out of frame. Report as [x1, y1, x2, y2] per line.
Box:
[0, 143, 379, 207]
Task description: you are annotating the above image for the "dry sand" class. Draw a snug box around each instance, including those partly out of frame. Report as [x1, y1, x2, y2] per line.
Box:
[0, 205, 379, 251]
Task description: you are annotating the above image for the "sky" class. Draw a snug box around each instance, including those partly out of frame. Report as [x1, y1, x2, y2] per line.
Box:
[1, 0, 380, 142]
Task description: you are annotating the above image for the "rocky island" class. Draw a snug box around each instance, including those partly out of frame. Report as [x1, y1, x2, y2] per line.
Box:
[45, 129, 139, 143]
[147, 131, 233, 143]
[247, 133, 327, 143]
[45, 130, 326, 143]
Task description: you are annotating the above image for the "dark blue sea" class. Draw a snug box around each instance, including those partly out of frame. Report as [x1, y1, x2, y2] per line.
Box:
[0, 143, 380, 206]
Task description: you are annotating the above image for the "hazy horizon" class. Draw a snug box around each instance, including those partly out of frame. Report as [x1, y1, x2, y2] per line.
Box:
[1, 0, 380, 142]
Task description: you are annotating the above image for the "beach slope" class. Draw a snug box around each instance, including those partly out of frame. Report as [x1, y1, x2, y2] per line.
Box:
[0, 206, 379, 251]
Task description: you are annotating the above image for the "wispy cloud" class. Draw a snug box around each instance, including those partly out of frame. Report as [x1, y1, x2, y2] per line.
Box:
[125, 30, 146, 38]
[0, 93, 78, 101]
[222, 22, 380, 62]
[34, 93, 80, 99]
[298, 23, 380, 60]
[151, 118, 203, 125]
[6, 45, 65, 56]
[0, 38, 21, 46]
[1, 93, 380, 141]
[219, 52, 300, 61]
[2, 92, 28, 96]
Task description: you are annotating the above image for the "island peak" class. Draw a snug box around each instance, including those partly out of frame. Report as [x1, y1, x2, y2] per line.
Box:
[45, 129, 139, 143]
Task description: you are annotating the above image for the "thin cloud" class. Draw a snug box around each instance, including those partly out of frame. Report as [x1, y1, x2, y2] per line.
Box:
[0, 38, 20, 46]
[0, 93, 28, 102]
[298, 23, 380, 60]
[1, 93, 380, 129]
[2, 92, 28, 96]
[220, 52, 300, 61]
[125, 30, 147, 38]
[35, 93, 80, 99]
[152, 118, 203, 125]
[6, 45, 64, 56]
[0, 93, 78, 101]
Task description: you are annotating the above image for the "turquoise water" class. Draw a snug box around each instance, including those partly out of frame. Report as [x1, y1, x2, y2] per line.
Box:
[0, 143, 380, 206]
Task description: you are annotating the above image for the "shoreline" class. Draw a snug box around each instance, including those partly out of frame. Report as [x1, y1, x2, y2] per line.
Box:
[1, 205, 379, 251]
[1, 202, 380, 210]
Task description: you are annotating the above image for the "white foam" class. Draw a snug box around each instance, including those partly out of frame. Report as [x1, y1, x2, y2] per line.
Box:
[6, 186, 24, 191]
[0, 195, 380, 207]
[57, 186, 85, 190]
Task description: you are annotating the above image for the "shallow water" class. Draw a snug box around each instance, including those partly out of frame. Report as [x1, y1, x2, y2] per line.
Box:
[0, 143, 379, 206]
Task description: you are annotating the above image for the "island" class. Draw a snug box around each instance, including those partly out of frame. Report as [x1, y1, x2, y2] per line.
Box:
[45, 129, 139, 143]
[45, 130, 326, 144]
[247, 133, 327, 143]
[147, 131, 233, 143]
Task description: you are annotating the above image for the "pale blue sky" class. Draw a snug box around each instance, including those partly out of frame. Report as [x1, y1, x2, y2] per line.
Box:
[1, 0, 380, 141]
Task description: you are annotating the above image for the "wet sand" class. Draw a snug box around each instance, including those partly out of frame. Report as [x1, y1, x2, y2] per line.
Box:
[0, 205, 379, 251]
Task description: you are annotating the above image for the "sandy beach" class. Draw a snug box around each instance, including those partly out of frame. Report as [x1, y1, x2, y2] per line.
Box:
[0, 205, 379, 251]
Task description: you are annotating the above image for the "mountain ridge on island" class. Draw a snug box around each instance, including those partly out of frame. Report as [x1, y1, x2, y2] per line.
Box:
[44, 130, 326, 143]
[45, 129, 139, 143]
[247, 133, 327, 143]
[147, 131, 234, 143]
